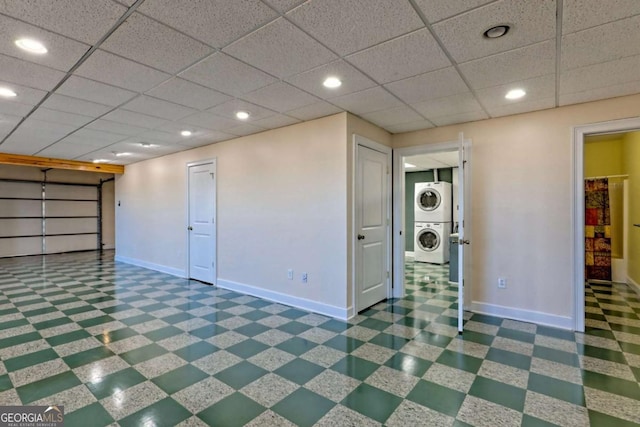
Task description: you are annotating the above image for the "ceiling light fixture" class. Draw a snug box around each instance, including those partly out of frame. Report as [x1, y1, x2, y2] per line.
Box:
[0, 87, 17, 98]
[323, 77, 342, 88]
[505, 88, 526, 100]
[236, 111, 250, 120]
[15, 38, 48, 54]
[140, 142, 153, 147]
[483, 25, 510, 39]
[92, 159, 108, 164]
[404, 163, 417, 168]
[114, 152, 131, 157]
[181, 130, 192, 136]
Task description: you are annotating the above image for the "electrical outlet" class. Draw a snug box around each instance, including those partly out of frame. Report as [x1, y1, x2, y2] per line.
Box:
[498, 278, 506, 289]
[287, 269, 293, 280]
[302, 273, 308, 283]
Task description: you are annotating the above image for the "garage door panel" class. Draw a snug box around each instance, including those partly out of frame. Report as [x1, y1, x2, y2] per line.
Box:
[0, 237, 41, 257]
[0, 199, 41, 217]
[46, 184, 96, 200]
[46, 200, 97, 217]
[46, 218, 97, 235]
[0, 218, 42, 237]
[0, 182, 41, 198]
[45, 234, 96, 254]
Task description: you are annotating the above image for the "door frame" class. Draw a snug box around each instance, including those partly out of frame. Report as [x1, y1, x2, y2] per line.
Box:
[572, 117, 640, 331]
[186, 158, 217, 284]
[351, 135, 392, 316]
[392, 139, 472, 304]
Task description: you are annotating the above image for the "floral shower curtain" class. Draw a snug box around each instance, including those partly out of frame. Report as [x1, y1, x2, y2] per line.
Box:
[585, 178, 612, 281]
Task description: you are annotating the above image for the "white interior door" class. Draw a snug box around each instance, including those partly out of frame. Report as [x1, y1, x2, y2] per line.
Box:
[355, 140, 391, 312]
[188, 161, 216, 284]
[458, 132, 467, 333]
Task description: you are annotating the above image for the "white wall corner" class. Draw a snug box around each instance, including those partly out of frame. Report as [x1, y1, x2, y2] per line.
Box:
[471, 301, 574, 330]
[114, 255, 187, 278]
[217, 279, 350, 320]
[628, 276, 640, 297]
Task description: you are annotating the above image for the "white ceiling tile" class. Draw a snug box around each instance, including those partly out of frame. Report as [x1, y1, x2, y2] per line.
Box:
[0, 53, 65, 91]
[0, 14, 90, 72]
[225, 123, 266, 136]
[460, 41, 555, 90]
[85, 119, 148, 136]
[153, 121, 211, 136]
[223, 18, 337, 78]
[0, 99, 33, 117]
[66, 128, 129, 145]
[101, 13, 213, 74]
[101, 109, 171, 129]
[385, 67, 468, 104]
[559, 54, 640, 94]
[413, 0, 497, 23]
[0, 0, 127, 44]
[361, 106, 423, 128]
[285, 101, 343, 121]
[563, 0, 640, 34]
[134, 130, 185, 144]
[330, 87, 404, 115]
[432, 0, 556, 63]
[41, 94, 113, 117]
[285, 60, 377, 99]
[0, 113, 22, 133]
[29, 107, 95, 127]
[56, 76, 137, 107]
[242, 82, 319, 113]
[178, 131, 235, 147]
[385, 120, 434, 134]
[561, 15, 640, 71]
[252, 114, 301, 129]
[411, 92, 484, 119]
[0, 118, 77, 154]
[474, 74, 555, 109]
[485, 97, 555, 118]
[287, 0, 423, 56]
[263, 0, 306, 13]
[431, 110, 489, 126]
[75, 50, 171, 92]
[179, 111, 239, 131]
[146, 78, 231, 110]
[559, 80, 640, 106]
[206, 99, 276, 121]
[139, 0, 277, 48]
[37, 141, 98, 159]
[0, 81, 47, 105]
[179, 52, 277, 97]
[115, 134, 181, 148]
[122, 96, 198, 120]
[346, 28, 450, 84]
[55, 134, 116, 149]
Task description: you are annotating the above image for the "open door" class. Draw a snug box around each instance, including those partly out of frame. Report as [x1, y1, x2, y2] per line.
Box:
[457, 132, 468, 333]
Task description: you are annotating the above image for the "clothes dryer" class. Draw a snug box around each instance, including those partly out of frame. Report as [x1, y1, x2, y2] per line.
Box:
[414, 182, 452, 223]
[414, 222, 451, 264]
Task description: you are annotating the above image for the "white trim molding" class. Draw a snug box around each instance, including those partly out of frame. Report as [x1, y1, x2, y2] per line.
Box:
[218, 279, 350, 320]
[114, 255, 187, 278]
[471, 301, 573, 330]
[628, 276, 640, 297]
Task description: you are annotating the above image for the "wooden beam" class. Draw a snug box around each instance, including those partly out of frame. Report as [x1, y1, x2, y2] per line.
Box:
[0, 153, 124, 174]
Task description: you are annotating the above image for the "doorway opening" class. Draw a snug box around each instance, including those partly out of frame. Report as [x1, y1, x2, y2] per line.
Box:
[572, 117, 640, 332]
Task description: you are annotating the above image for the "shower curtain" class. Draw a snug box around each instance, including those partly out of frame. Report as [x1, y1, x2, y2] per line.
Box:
[585, 178, 611, 281]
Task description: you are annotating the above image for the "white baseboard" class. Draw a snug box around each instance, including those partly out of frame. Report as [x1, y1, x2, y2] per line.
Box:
[405, 251, 415, 258]
[114, 255, 187, 278]
[217, 279, 350, 320]
[628, 276, 640, 297]
[470, 301, 573, 330]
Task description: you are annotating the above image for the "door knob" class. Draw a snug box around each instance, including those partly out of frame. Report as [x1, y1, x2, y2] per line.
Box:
[188, 226, 193, 231]
[459, 239, 470, 245]
[357, 234, 365, 240]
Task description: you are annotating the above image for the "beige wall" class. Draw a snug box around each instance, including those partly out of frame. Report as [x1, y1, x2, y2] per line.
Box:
[115, 114, 350, 316]
[623, 131, 640, 285]
[393, 93, 640, 326]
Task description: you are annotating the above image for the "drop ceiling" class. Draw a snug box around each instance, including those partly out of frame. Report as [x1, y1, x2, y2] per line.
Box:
[0, 0, 639, 165]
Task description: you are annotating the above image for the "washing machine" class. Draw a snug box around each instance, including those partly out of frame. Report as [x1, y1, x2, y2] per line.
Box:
[415, 222, 451, 264]
[415, 182, 452, 223]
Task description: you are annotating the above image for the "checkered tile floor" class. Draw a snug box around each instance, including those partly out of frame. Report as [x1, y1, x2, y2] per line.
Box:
[0, 252, 639, 426]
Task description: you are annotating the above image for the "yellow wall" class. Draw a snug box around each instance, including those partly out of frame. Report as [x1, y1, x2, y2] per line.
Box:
[393, 93, 640, 326]
[584, 137, 624, 177]
[623, 131, 640, 285]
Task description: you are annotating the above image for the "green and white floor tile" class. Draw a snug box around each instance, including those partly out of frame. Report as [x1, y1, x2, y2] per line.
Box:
[0, 251, 639, 426]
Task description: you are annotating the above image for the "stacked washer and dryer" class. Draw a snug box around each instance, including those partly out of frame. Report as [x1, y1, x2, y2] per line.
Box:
[414, 182, 452, 264]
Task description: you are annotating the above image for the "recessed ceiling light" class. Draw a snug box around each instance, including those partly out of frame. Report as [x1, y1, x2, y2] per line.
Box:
[15, 38, 48, 54]
[114, 152, 131, 157]
[181, 130, 192, 136]
[0, 87, 17, 98]
[404, 163, 417, 168]
[323, 77, 342, 89]
[505, 88, 526, 100]
[483, 25, 510, 39]
[236, 111, 250, 120]
[140, 142, 153, 147]
[92, 159, 108, 164]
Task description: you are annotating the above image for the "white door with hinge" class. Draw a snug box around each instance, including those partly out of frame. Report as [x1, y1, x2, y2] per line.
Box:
[458, 132, 468, 333]
[355, 137, 391, 312]
[188, 160, 216, 284]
